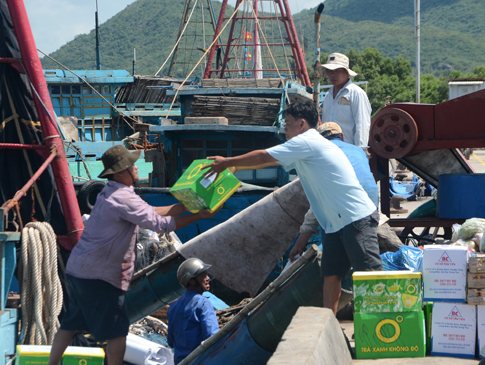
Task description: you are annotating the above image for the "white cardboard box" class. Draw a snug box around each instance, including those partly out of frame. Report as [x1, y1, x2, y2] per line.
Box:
[431, 302, 476, 358]
[423, 245, 467, 302]
[478, 306, 485, 358]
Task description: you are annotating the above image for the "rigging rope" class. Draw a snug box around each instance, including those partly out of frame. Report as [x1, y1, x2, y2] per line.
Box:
[154, 0, 200, 76]
[166, 0, 247, 117]
[36, 50, 137, 130]
[247, 0, 285, 84]
[19, 222, 63, 345]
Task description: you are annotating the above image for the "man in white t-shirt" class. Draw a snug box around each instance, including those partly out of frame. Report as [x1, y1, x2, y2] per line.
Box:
[204, 100, 382, 315]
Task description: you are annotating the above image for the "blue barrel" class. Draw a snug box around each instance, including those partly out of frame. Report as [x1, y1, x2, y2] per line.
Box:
[437, 174, 485, 219]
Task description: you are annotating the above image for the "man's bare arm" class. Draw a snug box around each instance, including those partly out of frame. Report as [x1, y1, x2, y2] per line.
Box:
[204, 150, 278, 177]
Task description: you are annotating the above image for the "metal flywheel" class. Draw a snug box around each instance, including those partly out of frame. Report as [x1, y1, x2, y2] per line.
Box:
[370, 108, 418, 159]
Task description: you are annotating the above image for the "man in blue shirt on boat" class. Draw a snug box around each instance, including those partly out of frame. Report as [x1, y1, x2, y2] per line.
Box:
[168, 258, 219, 364]
[204, 100, 382, 316]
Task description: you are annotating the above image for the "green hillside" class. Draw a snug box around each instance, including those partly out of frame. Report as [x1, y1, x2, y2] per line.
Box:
[41, 0, 485, 77]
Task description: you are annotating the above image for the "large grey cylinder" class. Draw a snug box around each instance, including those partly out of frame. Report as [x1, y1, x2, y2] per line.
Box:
[178, 179, 310, 296]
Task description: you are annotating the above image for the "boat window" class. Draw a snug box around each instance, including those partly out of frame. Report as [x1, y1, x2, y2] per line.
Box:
[104, 119, 113, 125]
[181, 140, 203, 148]
[102, 86, 111, 95]
[231, 149, 251, 156]
[50, 85, 60, 95]
[232, 139, 254, 149]
[72, 85, 81, 94]
[95, 120, 103, 125]
[206, 140, 227, 149]
[83, 86, 92, 95]
[61, 85, 70, 95]
[181, 150, 204, 167]
[94, 85, 102, 94]
[206, 149, 228, 158]
[255, 139, 278, 149]
[85, 119, 94, 125]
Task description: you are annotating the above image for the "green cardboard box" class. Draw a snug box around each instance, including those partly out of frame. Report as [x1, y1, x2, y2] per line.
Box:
[353, 271, 422, 313]
[16, 345, 52, 365]
[354, 311, 426, 359]
[63, 346, 104, 365]
[424, 302, 433, 353]
[170, 159, 241, 213]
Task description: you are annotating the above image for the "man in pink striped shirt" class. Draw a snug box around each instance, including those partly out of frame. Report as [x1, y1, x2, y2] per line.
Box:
[49, 146, 217, 365]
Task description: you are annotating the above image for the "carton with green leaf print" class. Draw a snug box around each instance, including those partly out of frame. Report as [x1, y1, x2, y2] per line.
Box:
[353, 271, 422, 313]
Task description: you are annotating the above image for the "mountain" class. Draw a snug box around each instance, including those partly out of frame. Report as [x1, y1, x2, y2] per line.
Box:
[41, 0, 485, 77]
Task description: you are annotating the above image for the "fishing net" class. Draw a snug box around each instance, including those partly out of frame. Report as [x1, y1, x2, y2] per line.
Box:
[135, 228, 181, 272]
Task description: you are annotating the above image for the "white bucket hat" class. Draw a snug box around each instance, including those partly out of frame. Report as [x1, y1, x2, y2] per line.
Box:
[318, 52, 357, 78]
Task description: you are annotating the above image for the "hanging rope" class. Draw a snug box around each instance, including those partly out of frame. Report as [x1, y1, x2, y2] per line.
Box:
[154, 0, 200, 76]
[34, 51, 137, 130]
[166, 0, 247, 117]
[19, 222, 63, 345]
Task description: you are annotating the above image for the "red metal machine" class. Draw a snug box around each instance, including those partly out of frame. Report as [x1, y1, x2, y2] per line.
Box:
[369, 89, 485, 233]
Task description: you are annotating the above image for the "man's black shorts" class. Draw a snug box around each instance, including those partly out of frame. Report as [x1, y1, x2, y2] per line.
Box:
[60, 275, 129, 342]
[321, 211, 383, 278]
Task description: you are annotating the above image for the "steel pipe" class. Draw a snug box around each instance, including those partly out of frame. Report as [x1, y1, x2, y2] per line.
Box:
[1, 149, 57, 214]
[0, 143, 47, 150]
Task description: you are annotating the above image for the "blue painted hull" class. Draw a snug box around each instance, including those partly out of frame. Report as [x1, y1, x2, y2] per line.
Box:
[190, 320, 272, 365]
[135, 187, 274, 242]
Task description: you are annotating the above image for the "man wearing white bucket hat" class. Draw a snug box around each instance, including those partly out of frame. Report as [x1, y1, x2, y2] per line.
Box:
[318, 52, 372, 148]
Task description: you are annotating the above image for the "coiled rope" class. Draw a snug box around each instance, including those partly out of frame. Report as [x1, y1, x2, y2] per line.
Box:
[19, 222, 63, 345]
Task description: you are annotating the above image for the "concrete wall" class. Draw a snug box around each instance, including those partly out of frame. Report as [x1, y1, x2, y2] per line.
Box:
[267, 307, 352, 365]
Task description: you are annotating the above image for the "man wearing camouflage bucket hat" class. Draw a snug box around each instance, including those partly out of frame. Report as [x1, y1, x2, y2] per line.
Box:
[48, 145, 218, 365]
[318, 52, 372, 149]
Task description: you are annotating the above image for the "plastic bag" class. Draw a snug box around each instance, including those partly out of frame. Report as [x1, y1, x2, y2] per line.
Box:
[454, 218, 485, 241]
[451, 223, 461, 242]
[451, 239, 477, 252]
[481, 233, 485, 253]
[381, 245, 423, 272]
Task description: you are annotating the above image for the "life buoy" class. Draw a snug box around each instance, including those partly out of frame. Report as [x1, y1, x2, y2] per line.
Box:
[77, 180, 106, 214]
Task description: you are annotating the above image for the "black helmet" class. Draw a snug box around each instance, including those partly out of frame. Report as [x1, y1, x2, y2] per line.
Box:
[177, 258, 212, 287]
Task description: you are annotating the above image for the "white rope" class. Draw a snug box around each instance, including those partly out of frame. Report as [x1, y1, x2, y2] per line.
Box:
[154, 0, 199, 76]
[20, 222, 63, 345]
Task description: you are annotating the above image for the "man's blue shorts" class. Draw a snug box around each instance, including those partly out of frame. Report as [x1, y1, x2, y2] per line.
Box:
[60, 275, 130, 342]
[321, 211, 383, 278]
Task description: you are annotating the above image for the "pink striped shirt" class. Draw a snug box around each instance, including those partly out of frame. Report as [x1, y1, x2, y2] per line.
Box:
[66, 181, 176, 290]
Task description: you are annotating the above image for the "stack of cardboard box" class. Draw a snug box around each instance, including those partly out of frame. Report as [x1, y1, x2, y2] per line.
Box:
[469, 252, 485, 359]
[423, 245, 476, 358]
[352, 271, 426, 359]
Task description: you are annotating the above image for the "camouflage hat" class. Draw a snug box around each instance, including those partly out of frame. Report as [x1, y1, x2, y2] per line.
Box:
[317, 122, 343, 139]
[98, 145, 141, 178]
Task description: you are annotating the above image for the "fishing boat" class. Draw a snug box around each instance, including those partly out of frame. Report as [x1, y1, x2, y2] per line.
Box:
[0, 1, 345, 364]
[39, 0, 316, 246]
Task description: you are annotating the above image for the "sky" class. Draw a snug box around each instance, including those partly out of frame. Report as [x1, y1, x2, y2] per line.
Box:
[23, 0, 322, 56]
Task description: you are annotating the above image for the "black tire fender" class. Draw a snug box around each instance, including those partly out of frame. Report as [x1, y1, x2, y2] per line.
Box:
[78, 180, 106, 214]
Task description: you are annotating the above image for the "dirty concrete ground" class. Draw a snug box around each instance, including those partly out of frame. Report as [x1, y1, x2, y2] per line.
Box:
[341, 150, 485, 364]
[142, 151, 485, 363]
